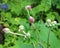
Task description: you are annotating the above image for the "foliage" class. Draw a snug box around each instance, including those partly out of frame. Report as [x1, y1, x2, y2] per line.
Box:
[0, 0, 60, 48]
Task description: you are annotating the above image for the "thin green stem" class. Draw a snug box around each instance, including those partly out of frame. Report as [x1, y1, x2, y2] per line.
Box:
[38, 42, 44, 48]
[7, 31, 25, 37]
[32, 42, 36, 48]
[30, 9, 35, 17]
[26, 9, 30, 17]
[47, 29, 50, 48]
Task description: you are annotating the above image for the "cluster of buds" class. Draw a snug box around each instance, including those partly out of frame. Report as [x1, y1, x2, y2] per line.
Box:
[3, 25, 30, 39]
[3, 28, 25, 36]
[18, 25, 31, 38]
[25, 5, 35, 23]
[45, 19, 57, 27]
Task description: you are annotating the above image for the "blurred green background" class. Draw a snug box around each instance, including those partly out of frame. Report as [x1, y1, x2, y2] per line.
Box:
[0, 0, 60, 48]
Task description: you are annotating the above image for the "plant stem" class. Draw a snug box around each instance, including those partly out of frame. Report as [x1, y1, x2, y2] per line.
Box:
[32, 42, 36, 48]
[38, 42, 44, 48]
[47, 29, 50, 48]
[30, 9, 35, 17]
[27, 9, 30, 17]
[22, 31, 26, 34]
[8, 32, 25, 37]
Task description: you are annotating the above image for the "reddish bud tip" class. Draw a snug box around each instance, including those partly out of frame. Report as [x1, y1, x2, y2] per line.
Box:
[29, 16, 35, 23]
[25, 5, 31, 10]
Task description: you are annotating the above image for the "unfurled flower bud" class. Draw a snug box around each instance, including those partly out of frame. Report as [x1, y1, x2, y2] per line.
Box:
[25, 5, 31, 10]
[29, 16, 35, 23]
[19, 25, 24, 31]
[46, 19, 51, 23]
[3, 28, 10, 33]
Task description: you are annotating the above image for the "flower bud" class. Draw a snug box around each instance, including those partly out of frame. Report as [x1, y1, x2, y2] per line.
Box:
[45, 23, 52, 27]
[19, 25, 24, 31]
[46, 19, 51, 23]
[3, 28, 10, 33]
[51, 21, 57, 26]
[29, 16, 35, 23]
[25, 5, 31, 10]
[53, 21, 57, 24]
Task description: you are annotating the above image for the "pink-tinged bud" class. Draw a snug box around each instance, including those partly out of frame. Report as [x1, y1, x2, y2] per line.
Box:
[3, 28, 10, 33]
[25, 5, 31, 10]
[29, 16, 35, 23]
